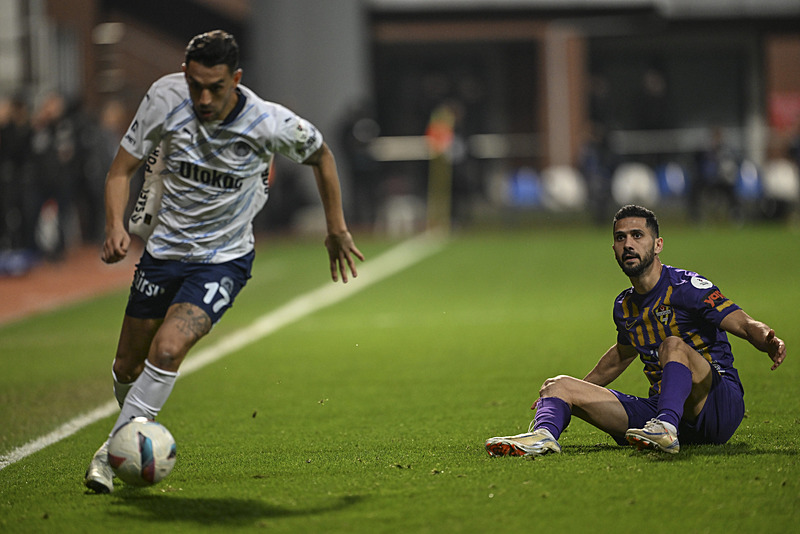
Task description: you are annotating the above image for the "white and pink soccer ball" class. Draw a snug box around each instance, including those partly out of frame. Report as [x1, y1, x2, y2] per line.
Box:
[107, 417, 176, 487]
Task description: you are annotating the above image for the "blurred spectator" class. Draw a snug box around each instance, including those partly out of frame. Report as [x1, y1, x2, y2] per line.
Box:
[789, 120, 800, 170]
[75, 99, 129, 243]
[589, 73, 614, 129]
[337, 99, 381, 227]
[579, 122, 617, 225]
[23, 92, 116, 258]
[692, 127, 740, 222]
[0, 92, 121, 267]
[438, 98, 474, 229]
[637, 65, 668, 130]
[30, 92, 75, 260]
[0, 95, 36, 251]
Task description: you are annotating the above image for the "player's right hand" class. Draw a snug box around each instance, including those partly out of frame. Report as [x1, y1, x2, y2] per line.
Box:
[102, 227, 130, 264]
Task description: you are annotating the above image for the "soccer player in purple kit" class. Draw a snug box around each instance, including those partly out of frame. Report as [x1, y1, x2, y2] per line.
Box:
[485, 204, 786, 456]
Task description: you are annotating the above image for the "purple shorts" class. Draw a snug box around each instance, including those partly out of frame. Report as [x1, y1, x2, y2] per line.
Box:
[125, 250, 254, 324]
[610, 365, 745, 446]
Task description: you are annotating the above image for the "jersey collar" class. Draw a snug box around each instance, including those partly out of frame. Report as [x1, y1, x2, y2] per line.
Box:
[220, 89, 246, 126]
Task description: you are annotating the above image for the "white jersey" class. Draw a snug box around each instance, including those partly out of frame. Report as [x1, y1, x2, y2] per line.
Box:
[121, 73, 323, 263]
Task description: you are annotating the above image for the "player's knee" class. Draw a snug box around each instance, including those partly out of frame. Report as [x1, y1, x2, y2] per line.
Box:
[113, 345, 147, 383]
[539, 374, 577, 398]
[112, 359, 144, 384]
[149, 339, 187, 372]
[658, 336, 692, 364]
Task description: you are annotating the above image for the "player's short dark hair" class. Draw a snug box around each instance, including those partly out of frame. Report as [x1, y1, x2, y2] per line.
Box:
[613, 204, 659, 237]
[185, 30, 239, 73]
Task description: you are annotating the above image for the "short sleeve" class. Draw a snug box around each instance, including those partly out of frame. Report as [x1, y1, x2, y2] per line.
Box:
[682, 275, 741, 327]
[120, 82, 169, 160]
[268, 105, 324, 163]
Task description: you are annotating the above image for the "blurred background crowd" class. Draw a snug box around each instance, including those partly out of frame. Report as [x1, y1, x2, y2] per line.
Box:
[0, 92, 126, 260]
[1, 0, 799, 275]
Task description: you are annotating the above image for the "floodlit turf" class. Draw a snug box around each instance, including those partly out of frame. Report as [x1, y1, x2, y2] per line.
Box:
[1, 223, 798, 533]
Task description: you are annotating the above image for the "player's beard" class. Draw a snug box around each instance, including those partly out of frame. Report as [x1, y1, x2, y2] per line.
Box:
[617, 247, 656, 278]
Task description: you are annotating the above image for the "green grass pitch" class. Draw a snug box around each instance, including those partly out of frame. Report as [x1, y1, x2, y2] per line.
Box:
[1, 223, 798, 533]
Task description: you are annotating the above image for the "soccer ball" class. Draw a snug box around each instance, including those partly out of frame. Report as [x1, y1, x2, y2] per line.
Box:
[107, 417, 176, 487]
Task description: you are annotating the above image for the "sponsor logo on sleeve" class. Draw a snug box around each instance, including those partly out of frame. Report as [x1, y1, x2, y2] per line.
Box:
[703, 289, 728, 309]
[124, 119, 139, 146]
[294, 119, 319, 157]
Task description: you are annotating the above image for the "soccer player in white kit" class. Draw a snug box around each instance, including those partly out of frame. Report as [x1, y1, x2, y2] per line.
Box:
[85, 30, 364, 493]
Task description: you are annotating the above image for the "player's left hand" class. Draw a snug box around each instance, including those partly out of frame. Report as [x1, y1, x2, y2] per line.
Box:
[765, 329, 786, 371]
[325, 231, 364, 283]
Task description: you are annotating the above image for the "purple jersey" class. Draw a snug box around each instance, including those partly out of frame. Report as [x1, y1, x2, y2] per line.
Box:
[614, 264, 742, 397]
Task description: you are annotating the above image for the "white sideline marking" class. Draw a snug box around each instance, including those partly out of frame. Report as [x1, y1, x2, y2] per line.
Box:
[0, 232, 446, 471]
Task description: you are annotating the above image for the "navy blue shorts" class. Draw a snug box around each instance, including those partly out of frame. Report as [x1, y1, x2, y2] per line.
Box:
[610, 366, 745, 446]
[125, 251, 254, 324]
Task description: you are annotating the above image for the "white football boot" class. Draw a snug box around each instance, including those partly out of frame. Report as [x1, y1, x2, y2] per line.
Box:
[625, 418, 680, 454]
[84, 441, 114, 493]
[485, 427, 562, 457]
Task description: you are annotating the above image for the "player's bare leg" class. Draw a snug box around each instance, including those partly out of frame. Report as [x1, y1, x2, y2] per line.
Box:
[147, 302, 211, 372]
[112, 315, 163, 405]
[85, 315, 160, 494]
[111, 302, 210, 431]
[85, 304, 210, 493]
[486, 376, 630, 457]
[545, 375, 631, 437]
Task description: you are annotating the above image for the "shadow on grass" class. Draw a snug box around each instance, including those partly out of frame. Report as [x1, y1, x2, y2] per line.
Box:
[108, 492, 363, 526]
[682, 442, 798, 457]
[559, 441, 798, 461]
